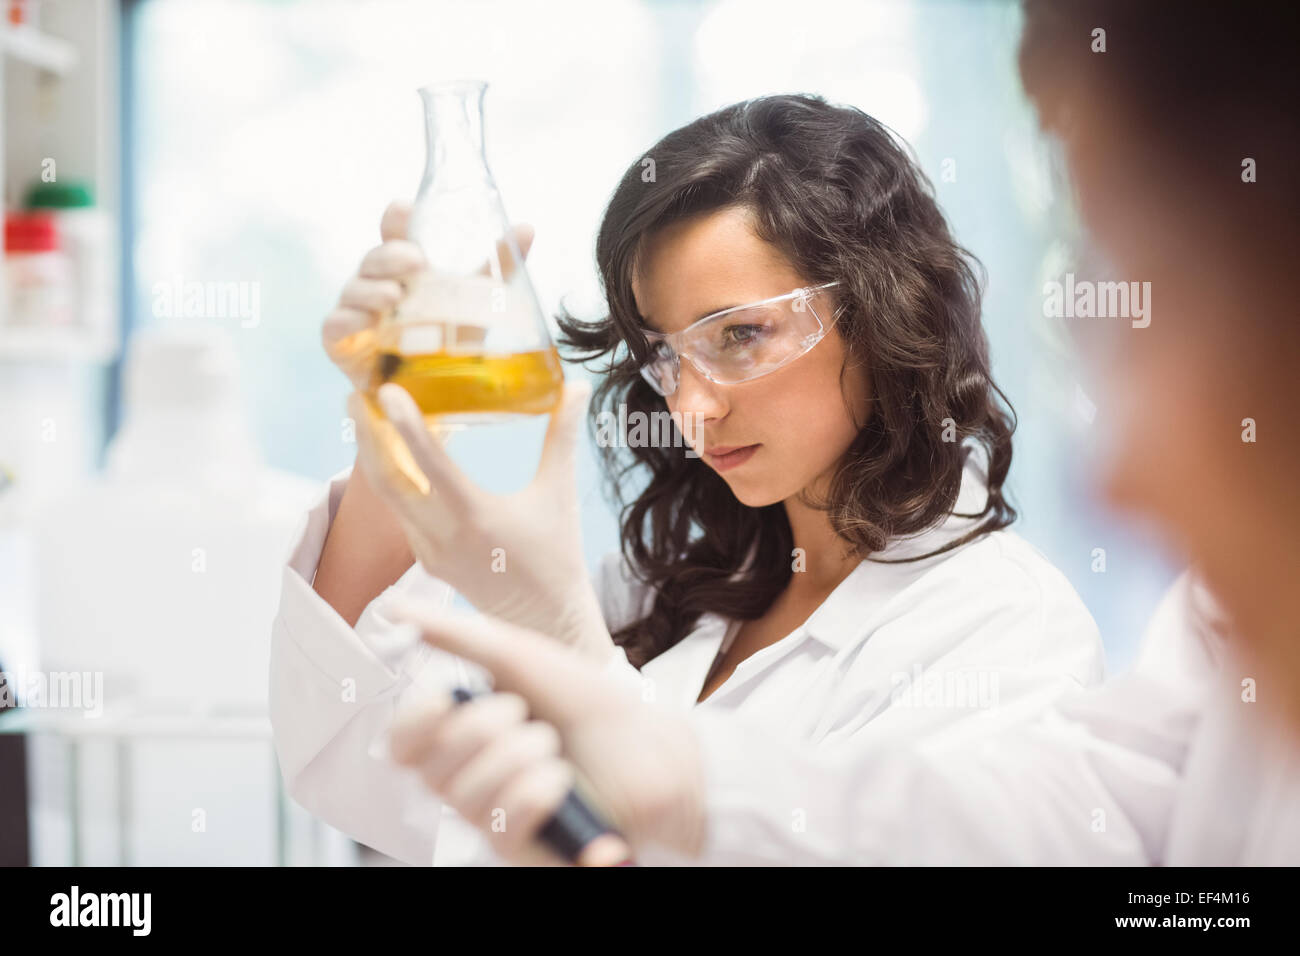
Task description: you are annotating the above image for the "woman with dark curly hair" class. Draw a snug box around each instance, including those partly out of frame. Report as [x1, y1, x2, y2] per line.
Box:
[559, 94, 1024, 675]
[270, 93, 1102, 865]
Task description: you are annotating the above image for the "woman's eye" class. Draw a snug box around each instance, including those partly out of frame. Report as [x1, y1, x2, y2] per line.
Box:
[721, 323, 767, 348]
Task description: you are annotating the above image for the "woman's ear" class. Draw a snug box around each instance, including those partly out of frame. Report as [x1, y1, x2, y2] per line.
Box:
[835, 348, 874, 432]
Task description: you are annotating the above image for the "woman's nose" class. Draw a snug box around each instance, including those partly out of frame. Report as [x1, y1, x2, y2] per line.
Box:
[669, 359, 728, 424]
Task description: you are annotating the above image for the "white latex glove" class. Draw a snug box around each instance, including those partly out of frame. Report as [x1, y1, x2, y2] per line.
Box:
[349, 378, 615, 663]
[385, 686, 633, 867]
[387, 597, 707, 864]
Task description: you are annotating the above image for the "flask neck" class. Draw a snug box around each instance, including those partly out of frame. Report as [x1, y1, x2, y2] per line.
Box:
[419, 82, 491, 189]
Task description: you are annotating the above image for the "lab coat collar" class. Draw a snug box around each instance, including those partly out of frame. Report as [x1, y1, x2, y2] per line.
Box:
[641, 612, 731, 710]
[643, 451, 993, 694]
[801, 457, 991, 652]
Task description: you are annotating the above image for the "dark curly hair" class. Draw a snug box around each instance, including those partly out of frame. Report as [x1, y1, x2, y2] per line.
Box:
[557, 93, 1017, 668]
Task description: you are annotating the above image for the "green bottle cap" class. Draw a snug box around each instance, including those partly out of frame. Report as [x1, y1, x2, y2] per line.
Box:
[24, 180, 96, 209]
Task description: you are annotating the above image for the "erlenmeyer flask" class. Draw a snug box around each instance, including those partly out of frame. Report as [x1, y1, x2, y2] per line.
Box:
[370, 79, 564, 426]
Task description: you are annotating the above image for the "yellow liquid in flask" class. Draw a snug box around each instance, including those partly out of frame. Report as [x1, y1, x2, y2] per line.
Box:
[371, 345, 565, 423]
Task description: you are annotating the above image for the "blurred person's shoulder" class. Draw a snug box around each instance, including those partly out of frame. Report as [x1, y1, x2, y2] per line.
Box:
[1129, 570, 1226, 688]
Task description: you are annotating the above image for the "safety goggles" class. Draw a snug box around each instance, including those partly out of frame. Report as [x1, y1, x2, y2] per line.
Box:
[638, 281, 845, 397]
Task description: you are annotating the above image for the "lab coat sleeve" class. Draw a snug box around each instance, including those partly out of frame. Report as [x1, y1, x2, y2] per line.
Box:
[649, 573, 1214, 866]
[268, 466, 466, 866]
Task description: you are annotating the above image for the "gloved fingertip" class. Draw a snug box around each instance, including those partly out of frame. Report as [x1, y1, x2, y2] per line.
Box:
[376, 383, 416, 423]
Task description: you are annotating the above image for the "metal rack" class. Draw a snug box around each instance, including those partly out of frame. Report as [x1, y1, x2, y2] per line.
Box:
[0, 702, 320, 866]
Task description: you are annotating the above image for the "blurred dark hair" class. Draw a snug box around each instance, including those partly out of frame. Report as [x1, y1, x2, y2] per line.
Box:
[1019, 0, 1299, 298]
[557, 94, 1017, 668]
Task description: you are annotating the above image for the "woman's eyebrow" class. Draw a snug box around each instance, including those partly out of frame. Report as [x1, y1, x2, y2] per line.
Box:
[692, 303, 742, 322]
[641, 302, 745, 332]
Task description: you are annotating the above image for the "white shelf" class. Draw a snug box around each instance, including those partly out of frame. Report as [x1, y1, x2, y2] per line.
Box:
[0, 705, 272, 740]
[1, 25, 78, 75]
[1, 12, 118, 367]
[0, 324, 116, 363]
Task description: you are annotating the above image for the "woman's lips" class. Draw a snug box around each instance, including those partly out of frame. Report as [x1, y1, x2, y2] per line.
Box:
[704, 443, 760, 472]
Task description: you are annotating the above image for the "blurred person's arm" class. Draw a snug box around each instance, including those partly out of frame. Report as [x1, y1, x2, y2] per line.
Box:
[311, 463, 414, 627]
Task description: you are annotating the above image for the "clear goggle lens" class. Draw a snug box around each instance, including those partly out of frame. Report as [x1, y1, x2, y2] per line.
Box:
[638, 282, 842, 397]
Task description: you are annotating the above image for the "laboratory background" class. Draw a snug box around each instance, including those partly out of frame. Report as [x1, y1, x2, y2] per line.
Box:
[0, 0, 1177, 866]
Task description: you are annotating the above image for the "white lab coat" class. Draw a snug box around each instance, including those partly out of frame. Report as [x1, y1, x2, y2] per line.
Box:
[664, 573, 1300, 865]
[269, 458, 1105, 865]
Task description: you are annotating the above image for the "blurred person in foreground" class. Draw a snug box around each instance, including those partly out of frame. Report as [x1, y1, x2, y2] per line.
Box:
[380, 0, 1300, 864]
